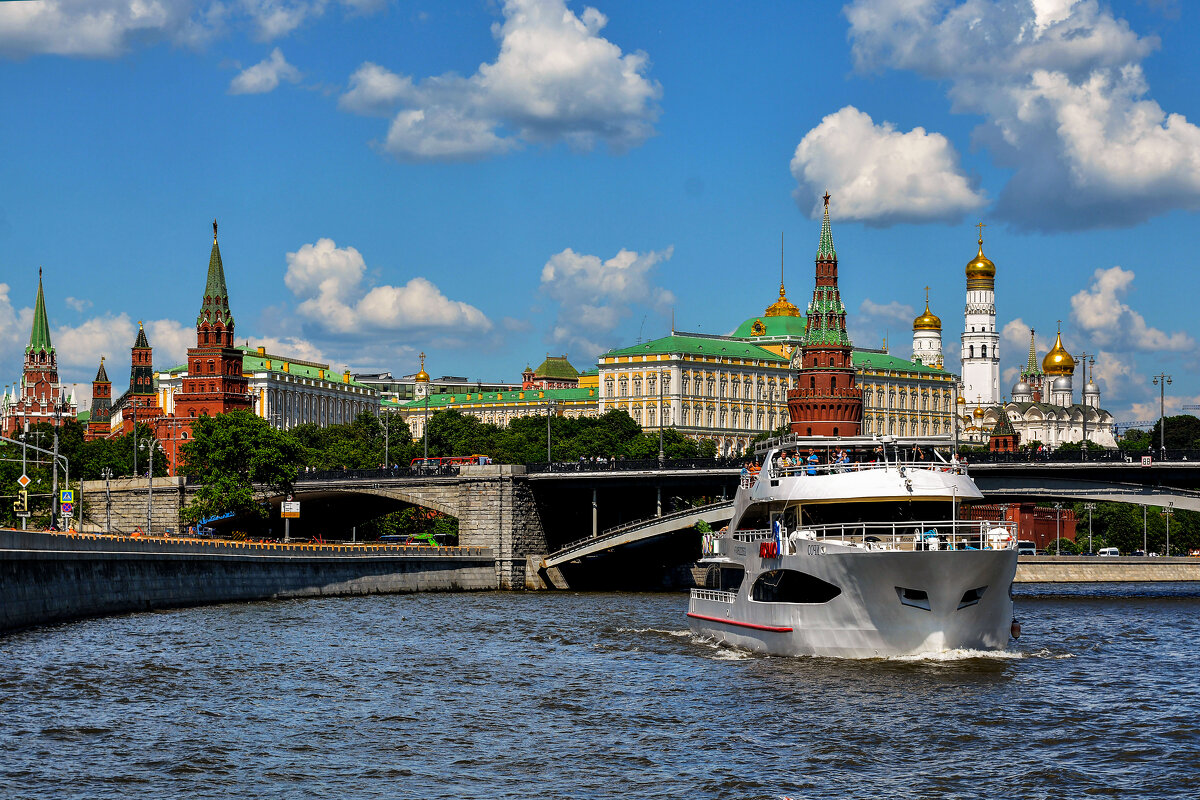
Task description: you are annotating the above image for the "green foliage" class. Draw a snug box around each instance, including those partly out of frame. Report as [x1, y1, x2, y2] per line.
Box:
[292, 411, 414, 469]
[415, 407, 701, 463]
[1068, 501, 1200, 556]
[1048, 537, 1081, 555]
[182, 411, 303, 522]
[1118, 429, 1151, 452]
[1150, 415, 1200, 450]
[359, 507, 459, 543]
[696, 519, 713, 534]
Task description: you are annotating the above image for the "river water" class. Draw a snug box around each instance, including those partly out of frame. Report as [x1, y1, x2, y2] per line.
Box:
[2, 584, 1199, 799]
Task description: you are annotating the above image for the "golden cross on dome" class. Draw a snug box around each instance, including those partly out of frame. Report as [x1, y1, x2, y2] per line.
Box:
[419, 352, 425, 367]
[924, 285, 930, 302]
[1057, 320, 1061, 333]
[975, 221, 986, 242]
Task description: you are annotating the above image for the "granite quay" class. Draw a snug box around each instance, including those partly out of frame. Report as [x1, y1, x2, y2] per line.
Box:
[0, 528, 494, 634]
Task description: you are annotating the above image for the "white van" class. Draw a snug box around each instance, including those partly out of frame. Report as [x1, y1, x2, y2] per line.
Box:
[1098, 547, 1120, 557]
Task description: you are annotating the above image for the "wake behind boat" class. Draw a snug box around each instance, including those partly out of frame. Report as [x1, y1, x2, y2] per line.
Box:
[688, 435, 1018, 658]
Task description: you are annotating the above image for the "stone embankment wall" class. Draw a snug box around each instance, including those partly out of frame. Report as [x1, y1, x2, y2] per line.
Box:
[78, 477, 189, 534]
[0, 529, 495, 634]
[1016, 556, 1200, 582]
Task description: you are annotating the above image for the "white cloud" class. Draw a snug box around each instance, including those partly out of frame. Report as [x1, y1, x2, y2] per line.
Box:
[339, 0, 661, 161]
[844, 0, 1200, 230]
[229, 47, 301, 95]
[0, 283, 33, 359]
[0, 1, 381, 58]
[284, 238, 492, 334]
[1070, 266, 1195, 352]
[859, 298, 915, 324]
[339, 62, 415, 116]
[791, 106, 985, 225]
[64, 296, 92, 312]
[540, 245, 674, 356]
[248, 335, 327, 364]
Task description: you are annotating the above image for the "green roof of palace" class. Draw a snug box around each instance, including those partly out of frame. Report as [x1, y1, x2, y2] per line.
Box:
[852, 351, 951, 375]
[399, 387, 596, 410]
[730, 314, 808, 339]
[579, 367, 599, 377]
[533, 355, 579, 380]
[76, 410, 91, 423]
[603, 334, 788, 361]
[160, 349, 374, 390]
[27, 271, 54, 354]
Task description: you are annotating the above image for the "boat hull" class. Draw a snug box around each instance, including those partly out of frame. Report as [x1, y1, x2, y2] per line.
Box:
[688, 548, 1017, 658]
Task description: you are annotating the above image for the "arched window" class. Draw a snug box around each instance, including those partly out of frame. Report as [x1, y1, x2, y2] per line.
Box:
[981, 344, 988, 358]
[969, 345, 975, 358]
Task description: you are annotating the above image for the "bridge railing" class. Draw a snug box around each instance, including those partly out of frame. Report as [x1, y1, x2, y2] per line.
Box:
[292, 465, 461, 483]
[551, 500, 734, 557]
[963, 448, 1200, 464]
[525, 457, 742, 474]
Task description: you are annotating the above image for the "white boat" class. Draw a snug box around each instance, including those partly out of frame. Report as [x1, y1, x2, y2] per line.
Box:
[688, 435, 1018, 658]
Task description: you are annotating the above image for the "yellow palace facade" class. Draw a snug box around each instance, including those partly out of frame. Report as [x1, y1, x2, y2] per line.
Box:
[597, 282, 958, 457]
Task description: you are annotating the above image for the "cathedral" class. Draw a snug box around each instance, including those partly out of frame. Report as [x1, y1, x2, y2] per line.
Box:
[949, 234, 1116, 449]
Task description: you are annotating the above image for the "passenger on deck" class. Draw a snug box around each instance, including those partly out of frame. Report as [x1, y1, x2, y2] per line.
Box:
[806, 450, 819, 476]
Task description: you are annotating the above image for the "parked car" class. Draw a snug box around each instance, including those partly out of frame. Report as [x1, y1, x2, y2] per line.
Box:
[1017, 540, 1037, 556]
[1098, 547, 1120, 557]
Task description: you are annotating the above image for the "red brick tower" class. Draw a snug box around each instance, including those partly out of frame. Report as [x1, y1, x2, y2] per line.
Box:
[1, 268, 76, 435]
[170, 220, 251, 433]
[787, 193, 863, 436]
[86, 357, 112, 441]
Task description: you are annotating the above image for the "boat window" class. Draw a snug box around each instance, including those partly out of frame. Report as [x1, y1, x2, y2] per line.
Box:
[751, 570, 841, 604]
[705, 566, 745, 592]
[958, 586, 987, 610]
[896, 587, 930, 611]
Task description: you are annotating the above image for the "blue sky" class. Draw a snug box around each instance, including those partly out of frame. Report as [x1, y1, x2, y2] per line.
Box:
[1, 0, 1197, 423]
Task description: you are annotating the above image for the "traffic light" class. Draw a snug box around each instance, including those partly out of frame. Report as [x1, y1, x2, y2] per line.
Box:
[13, 489, 28, 513]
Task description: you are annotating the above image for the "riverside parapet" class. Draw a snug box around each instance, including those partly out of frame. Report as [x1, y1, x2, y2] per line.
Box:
[0, 529, 495, 634]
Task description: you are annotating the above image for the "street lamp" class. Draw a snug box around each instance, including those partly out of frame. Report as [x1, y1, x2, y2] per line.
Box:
[1152, 373, 1172, 458]
[657, 370, 666, 467]
[138, 436, 160, 535]
[1054, 502, 1062, 556]
[546, 399, 556, 464]
[101, 467, 113, 535]
[1084, 502, 1096, 555]
[1162, 502, 1174, 557]
[374, 409, 391, 471]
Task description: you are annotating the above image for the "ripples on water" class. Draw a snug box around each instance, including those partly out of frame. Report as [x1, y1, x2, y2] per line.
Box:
[2, 583, 1199, 799]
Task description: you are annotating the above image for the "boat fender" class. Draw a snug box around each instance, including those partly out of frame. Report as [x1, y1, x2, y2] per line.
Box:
[771, 541, 779, 558]
[760, 542, 768, 558]
[1010, 619, 1022, 639]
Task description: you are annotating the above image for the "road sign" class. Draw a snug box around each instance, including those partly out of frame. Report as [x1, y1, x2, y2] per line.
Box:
[281, 501, 300, 519]
[61, 502, 74, 515]
[60, 489, 74, 503]
[17, 474, 30, 488]
[1141, 456, 1153, 467]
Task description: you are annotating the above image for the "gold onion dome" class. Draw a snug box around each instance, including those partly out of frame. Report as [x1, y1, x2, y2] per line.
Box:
[415, 351, 430, 383]
[913, 299, 941, 331]
[965, 230, 995, 290]
[1042, 330, 1076, 376]
[973, 406, 985, 418]
[764, 283, 800, 317]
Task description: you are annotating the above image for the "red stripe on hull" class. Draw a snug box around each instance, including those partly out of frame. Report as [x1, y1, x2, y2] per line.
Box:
[687, 612, 793, 633]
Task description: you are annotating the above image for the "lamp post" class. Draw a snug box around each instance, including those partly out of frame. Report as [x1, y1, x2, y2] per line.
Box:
[1054, 502, 1062, 556]
[138, 436, 160, 535]
[546, 399, 556, 463]
[1143, 504, 1148, 556]
[101, 467, 113, 535]
[423, 394, 430, 461]
[1162, 502, 1174, 557]
[1152, 373, 1172, 458]
[375, 409, 390, 471]
[1084, 502, 1096, 555]
[131, 404, 138, 477]
[657, 371, 666, 467]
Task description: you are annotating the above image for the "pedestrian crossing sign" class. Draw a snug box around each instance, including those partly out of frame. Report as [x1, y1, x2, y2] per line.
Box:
[60, 489, 74, 503]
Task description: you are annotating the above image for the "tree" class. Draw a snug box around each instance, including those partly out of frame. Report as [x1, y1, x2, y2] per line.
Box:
[1150, 415, 1200, 450]
[1119, 428, 1151, 453]
[181, 411, 303, 522]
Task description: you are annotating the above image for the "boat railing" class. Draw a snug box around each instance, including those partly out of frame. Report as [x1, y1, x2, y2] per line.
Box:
[690, 588, 736, 604]
[719, 520, 1017, 553]
[761, 461, 966, 479]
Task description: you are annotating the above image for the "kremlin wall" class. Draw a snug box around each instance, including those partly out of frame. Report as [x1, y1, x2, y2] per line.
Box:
[1, 201, 1116, 471]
